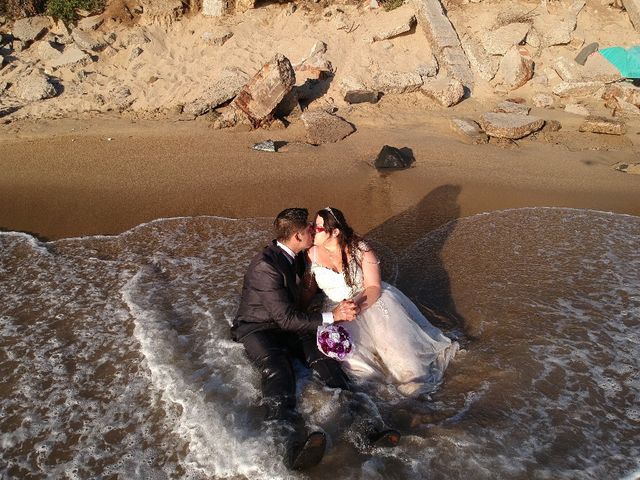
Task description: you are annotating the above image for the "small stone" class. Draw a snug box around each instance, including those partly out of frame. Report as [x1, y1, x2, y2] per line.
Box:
[480, 23, 530, 55]
[202, 29, 233, 47]
[340, 77, 379, 104]
[494, 100, 530, 115]
[612, 162, 640, 174]
[373, 71, 423, 94]
[252, 139, 277, 152]
[479, 112, 545, 139]
[602, 83, 640, 108]
[371, 14, 416, 42]
[300, 110, 355, 145]
[612, 98, 640, 117]
[551, 56, 584, 82]
[416, 55, 438, 78]
[450, 117, 489, 144]
[565, 103, 590, 116]
[532, 93, 554, 108]
[130, 47, 143, 60]
[542, 119, 562, 132]
[421, 77, 465, 107]
[553, 81, 604, 97]
[578, 116, 626, 135]
[374, 145, 414, 169]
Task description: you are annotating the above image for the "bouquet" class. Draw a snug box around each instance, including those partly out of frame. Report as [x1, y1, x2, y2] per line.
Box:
[317, 324, 353, 361]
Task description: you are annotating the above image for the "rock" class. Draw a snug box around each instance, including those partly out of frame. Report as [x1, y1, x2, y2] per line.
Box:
[532, 1, 584, 47]
[130, 47, 143, 60]
[460, 34, 499, 81]
[374, 145, 414, 169]
[72, 29, 108, 52]
[202, 0, 232, 16]
[494, 100, 530, 115]
[414, 0, 474, 89]
[77, 15, 104, 31]
[252, 139, 277, 152]
[16, 72, 57, 101]
[479, 112, 544, 139]
[373, 71, 423, 94]
[602, 83, 640, 107]
[12, 16, 50, 46]
[50, 44, 92, 70]
[582, 53, 622, 83]
[275, 89, 302, 118]
[184, 68, 249, 117]
[565, 103, 590, 116]
[96, 85, 134, 112]
[421, 77, 465, 107]
[416, 55, 439, 78]
[552, 56, 584, 82]
[532, 93, 554, 108]
[579, 116, 626, 135]
[300, 110, 355, 145]
[340, 77, 379, 104]
[612, 98, 640, 117]
[552, 81, 604, 97]
[449, 117, 488, 144]
[233, 54, 296, 128]
[308, 41, 327, 58]
[371, 14, 416, 42]
[542, 119, 562, 132]
[613, 162, 640, 174]
[202, 29, 233, 47]
[622, 0, 640, 32]
[480, 23, 529, 55]
[35, 41, 62, 62]
[495, 45, 534, 91]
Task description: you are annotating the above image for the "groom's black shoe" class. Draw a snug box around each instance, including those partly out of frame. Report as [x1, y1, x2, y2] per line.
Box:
[286, 431, 326, 470]
[369, 428, 401, 448]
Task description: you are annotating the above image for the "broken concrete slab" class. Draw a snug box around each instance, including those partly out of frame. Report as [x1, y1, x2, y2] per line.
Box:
[374, 145, 415, 169]
[552, 56, 584, 82]
[579, 116, 626, 135]
[300, 110, 355, 145]
[184, 68, 248, 117]
[480, 23, 529, 55]
[602, 82, 640, 107]
[565, 103, 590, 116]
[35, 41, 62, 62]
[340, 76, 379, 104]
[612, 98, 640, 117]
[12, 16, 50, 46]
[232, 54, 296, 128]
[202, 0, 232, 16]
[72, 29, 108, 52]
[582, 53, 623, 83]
[202, 29, 233, 47]
[16, 72, 57, 101]
[495, 45, 534, 91]
[494, 100, 530, 115]
[479, 112, 544, 139]
[450, 117, 488, 144]
[552, 81, 604, 97]
[622, 0, 640, 31]
[460, 34, 499, 82]
[416, 54, 439, 78]
[371, 13, 416, 42]
[50, 44, 92, 70]
[77, 15, 104, 31]
[421, 77, 464, 107]
[373, 71, 423, 94]
[532, 93, 554, 108]
[531, 0, 584, 47]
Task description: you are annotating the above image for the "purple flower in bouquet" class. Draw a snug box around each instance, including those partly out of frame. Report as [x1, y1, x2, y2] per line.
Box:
[317, 324, 353, 361]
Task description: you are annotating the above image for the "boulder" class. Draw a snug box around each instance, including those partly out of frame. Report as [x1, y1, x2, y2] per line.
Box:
[479, 112, 544, 139]
[35, 41, 62, 62]
[202, 29, 233, 47]
[340, 77, 379, 104]
[532, 93, 554, 108]
[480, 23, 529, 55]
[495, 46, 534, 91]
[460, 34, 499, 81]
[232, 54, 296, 128]
[300, 110, 355, 145]
[184, 68, 249, 117]
[50, 44, 92, 70]
[552, 81, 604, 97]
[602, 83, 640, 107]
[371, 14, 416, 42]
[565, 103, 590, 116]
[494, 100, 530, 115]
[373, 71, 423, 94]
[374, 145, 414, 169]
[449, 117, 488, 144]
[12, 16, 50, 46]
[72, 29, 108, 52]
[578, 116, 626, 135]
[421, 77, 465, 107]
[16, 72, 57, 101]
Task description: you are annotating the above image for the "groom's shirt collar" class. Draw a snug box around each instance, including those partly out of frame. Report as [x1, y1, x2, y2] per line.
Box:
[276, 241, 296, 264]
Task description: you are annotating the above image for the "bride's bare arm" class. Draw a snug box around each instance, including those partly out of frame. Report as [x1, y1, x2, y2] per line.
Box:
[353, 249, 381, 311]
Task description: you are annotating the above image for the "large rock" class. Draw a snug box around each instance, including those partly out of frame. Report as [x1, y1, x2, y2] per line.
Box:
[50, 44, 92, 69]
[374, 145, 414, 169]
[373, 71, 423, 94]
[184, 68, 248, 117]
[16, 72, 57, 101]
[552, 81, 604, 97]
[300, 110, 355, 145]
[479, 112, 544, 139]
[579, 116, 626, 135]
[421, 77, 464, 107]
[531, 0, 584, 47]
[450, 117, 488, 144]
[340, 77, 379, 104]
[232, 54, 296, 128]
[460, 34, 499, 81]
[602, 83, 640, 107]
[480, 23, 529, 55]
[12, 16, 50, 46]
[622, 0, 640, 31]
[35, 41, 62, 62]
[495, 46, 534, 91]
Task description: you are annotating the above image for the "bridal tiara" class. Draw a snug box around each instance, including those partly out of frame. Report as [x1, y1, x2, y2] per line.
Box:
[323, 207, 342, 226]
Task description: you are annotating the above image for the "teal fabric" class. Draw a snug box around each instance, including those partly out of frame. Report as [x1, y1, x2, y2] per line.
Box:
[600, 46, 640, 78]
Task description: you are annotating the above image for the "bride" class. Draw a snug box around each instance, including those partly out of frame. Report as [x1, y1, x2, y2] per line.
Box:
[302, 207, 458, 396]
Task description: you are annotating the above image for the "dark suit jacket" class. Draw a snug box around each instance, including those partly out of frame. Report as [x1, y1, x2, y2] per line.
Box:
[231, 241, 323, 341]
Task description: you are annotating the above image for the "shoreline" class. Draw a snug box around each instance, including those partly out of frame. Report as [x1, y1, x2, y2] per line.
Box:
[1, 115, 640, 241]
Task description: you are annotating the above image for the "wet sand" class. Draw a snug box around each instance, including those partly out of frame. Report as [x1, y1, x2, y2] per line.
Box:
[1, 114, 639, 240]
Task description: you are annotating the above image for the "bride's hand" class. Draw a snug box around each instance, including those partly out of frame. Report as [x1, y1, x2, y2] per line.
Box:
[332, 300, 359, 322]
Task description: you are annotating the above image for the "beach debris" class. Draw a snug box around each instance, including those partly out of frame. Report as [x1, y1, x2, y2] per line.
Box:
[232, 53, 295, 128]
[77, 15, 104, 32]
[532, 93, 554, 108]
[552, 81, 604, 98]
[542, 119, 562, 132]
[11, 16, 50, 48]
[613, 161, 640, 174]
[252, 139, 277, 152]
[414, 0, 474, 89]
[16, 72, 58, 102]
[300, 110, 355, 145]
[564, 103, 590, 116]
[340, 77, 379, 104]
[479, 112, 544, 139]
[602, 82, 640, 107]
[494, 100, 530, 115]
[374, 145, 415, 169]
[450, 117, 489, 144]
[495, 46, 534, 91]
[371, 13, 416, 42]
[183, 68, 248, 117]
[202, 29, 233, 47]
[460, 34, 499, 82]
[623, 0, 640, 32]
[480, 23, 529, 56]
[373, 71, 423, 94]
[416, 55, 439, 79]
[421, 77, 465, 107]
[50, 44, 92, 70]
[35, 41, 63, 62]
[578, 116, 626, 135]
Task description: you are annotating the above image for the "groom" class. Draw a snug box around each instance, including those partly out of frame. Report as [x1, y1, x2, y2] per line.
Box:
[231, 208, 399, 470]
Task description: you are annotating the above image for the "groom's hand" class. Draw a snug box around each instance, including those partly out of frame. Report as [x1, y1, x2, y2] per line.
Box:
[332, 300, 359, 322]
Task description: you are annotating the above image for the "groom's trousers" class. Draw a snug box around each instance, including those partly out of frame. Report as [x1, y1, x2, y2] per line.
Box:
[241, 328, 350, 422]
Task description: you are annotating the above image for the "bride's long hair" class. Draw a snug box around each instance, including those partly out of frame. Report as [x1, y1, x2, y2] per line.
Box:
[316, 207, 369, 290]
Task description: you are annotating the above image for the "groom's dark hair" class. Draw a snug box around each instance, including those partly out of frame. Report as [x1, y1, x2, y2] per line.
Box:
[274, 208, 309, 241]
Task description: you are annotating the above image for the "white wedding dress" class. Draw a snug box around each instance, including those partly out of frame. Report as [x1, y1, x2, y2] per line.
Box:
[310, 247, 458, 396]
